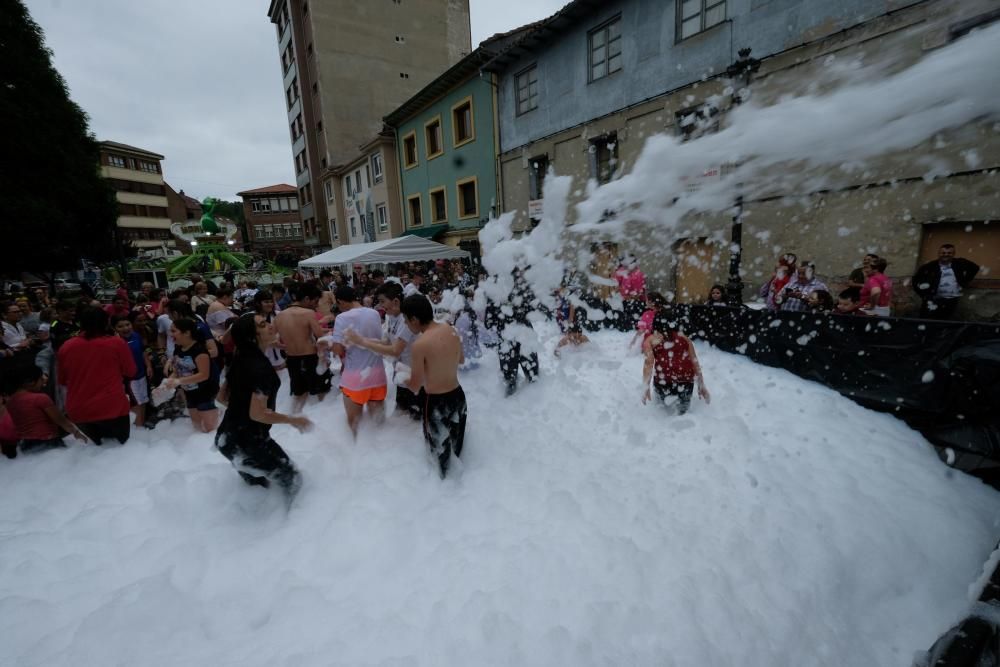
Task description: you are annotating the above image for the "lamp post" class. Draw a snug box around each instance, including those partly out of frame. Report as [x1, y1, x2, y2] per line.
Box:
[724, 48, 761, 306]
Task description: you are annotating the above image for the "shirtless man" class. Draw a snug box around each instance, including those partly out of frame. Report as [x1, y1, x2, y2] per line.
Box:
[274, 282, 330, 413]
[328, 285, 388, 435]
[402, 294, 466, 478]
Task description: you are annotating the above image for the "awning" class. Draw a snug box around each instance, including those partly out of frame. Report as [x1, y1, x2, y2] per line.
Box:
[297, 234, 469, 268]
[404, 224, 448, 239]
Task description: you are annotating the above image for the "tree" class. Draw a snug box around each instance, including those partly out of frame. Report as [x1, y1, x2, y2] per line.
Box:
[211, 199, 251, 250]
[0, 0, 121, 282]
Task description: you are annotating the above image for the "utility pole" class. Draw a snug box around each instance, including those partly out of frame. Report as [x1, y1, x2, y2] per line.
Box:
[724, 48, 761, 306]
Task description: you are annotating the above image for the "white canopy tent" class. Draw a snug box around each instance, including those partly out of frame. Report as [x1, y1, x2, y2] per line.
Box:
[298, 235, 469, 269]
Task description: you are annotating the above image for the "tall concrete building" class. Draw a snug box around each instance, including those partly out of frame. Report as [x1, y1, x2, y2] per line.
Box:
[266, 0, 472, 253]
[97, 141, 174, 251]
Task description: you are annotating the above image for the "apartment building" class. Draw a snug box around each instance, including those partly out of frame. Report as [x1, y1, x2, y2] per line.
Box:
[97, 140, 173, 250]
[237, 184, 304, 259]
[266, 0, 471, 251]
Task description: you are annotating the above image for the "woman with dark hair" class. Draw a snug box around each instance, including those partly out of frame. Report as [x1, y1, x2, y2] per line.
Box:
[706, 284, 726, 306]
[216, 313, 310, 500]
[641, 311, 710, 415]
[56, 306, 136, 444]
[167, 318, 220, 433]
[253, 290, 285, 370]
[630, 291, 669, 349]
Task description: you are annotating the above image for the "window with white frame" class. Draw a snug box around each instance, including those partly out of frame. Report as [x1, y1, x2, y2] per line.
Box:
[326, 220, 336, 240]
[516, 66, 538, 115]
[349, 216, 357, 237]
[377, 204, 388, 232]
[345, 174, 353, 197]
[371, 153, 384, 183]
[108, 154, 127, 168]
[589, 17, 622, 82]
[678, 0, 726, 41]
[325, 180, 334, 203]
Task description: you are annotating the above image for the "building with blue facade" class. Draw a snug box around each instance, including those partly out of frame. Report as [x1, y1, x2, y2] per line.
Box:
[484, 0, 1000, 318]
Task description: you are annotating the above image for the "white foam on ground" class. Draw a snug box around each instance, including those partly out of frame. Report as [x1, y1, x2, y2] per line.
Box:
[1, 329, 997, 666]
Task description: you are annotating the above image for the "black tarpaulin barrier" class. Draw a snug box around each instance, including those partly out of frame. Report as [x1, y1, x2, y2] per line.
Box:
[666, 305, 1000, 481]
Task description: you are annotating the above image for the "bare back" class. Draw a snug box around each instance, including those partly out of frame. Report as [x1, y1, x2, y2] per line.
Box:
[275, 305, 322, 356]
[413, 322, 463, 394]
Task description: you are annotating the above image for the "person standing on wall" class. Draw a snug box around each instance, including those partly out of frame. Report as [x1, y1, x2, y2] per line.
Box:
[913, 244, 979, 320]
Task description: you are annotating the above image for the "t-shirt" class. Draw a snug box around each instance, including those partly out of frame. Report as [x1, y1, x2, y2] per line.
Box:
[173, 341, 214, 392]
[125, 331, 146, 380]
[57, 335, 135, 423]
[206, 307, 236, 337]
[50, 320, 78, 351]
[331, 307, 387, 390]
[6, 391, 58, 440]
[403, 283, 421, 298]
[860, 273, 893, 308]
[637, 309, 656, 334]
[936, 264, 961, 298]
[385, 313, 418, 367]
[157, 313, 175, 357]
[219, 353, 280, 440]
[2, 321, 26, 348]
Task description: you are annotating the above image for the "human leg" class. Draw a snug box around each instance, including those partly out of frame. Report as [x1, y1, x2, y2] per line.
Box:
[215, 430, 300, 498]
[423, 386, 468, 478]
[342, 391, 364, 436]
[654, 382, 694, 415]
[498, 339, 520, 394]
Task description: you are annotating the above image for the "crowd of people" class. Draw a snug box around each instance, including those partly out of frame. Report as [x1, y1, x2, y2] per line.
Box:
[0, 243, 982, 498]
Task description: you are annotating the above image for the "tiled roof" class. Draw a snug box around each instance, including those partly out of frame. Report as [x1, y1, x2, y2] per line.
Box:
[236, 183, 298, 196]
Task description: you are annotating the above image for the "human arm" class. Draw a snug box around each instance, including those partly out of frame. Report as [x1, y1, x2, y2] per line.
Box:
[42, 404, 87, 442]
[406, 340, 425, 393]
[143, 349, 154, 379]
[118, 337, 137, 380]
[248, 392, 312, 432]
[685, 336, 710, 403]
[216, 381, 230, 407]
[343, 329, 405, 357]
[641, 336, 655, 404]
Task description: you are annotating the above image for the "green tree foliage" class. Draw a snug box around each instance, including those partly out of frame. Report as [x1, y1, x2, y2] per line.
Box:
[0, 0, 121, 278]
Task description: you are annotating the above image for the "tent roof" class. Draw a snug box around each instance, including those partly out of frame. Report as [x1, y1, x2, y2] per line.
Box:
[298, 235, 470, 268]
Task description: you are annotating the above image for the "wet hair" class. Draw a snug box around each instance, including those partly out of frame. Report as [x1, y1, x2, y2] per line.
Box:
[370, 270, 384, 279]
[401, 294, 433, 325]
[334, 285, 357, 303]
[294, 282, 321, 302]
[873, 257, 888, 272]
[169, 299, 194, 319]
[838, 289, 859, 303]
[647, 291, 669, 309]
[17, 363, 44, 387]
[652, 311, 680, 336]
[375, 281, 403, 302]
[110, 315, 131, 329]
[216, 287, 234, 299]
[79, 307, 110, 338]
[171, 318, 200, 340]
[229, 313, 263, 356]
[708, 285, 725, 301]
[271, 284, 286, 295]
[811, 290, 835, 311]
[252, 290, 274, 310]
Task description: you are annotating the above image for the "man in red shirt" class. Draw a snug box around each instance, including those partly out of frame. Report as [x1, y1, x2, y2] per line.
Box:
[57, 307, 136, 444]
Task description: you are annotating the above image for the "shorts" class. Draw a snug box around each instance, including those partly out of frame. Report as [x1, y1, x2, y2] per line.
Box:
[342, 385, 387, 405]
[183, 382, 219, 411]
[18, 437, 67, 453]
[287, 354, 332, 397]
[129, 378, 150, 406]
[395, 385, 425, 420]
[78, 415, 131, 446]
[424, 385, 467, 478]
[653, 381, 694, 415]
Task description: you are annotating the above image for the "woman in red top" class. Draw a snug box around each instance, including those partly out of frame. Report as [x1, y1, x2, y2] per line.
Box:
[629, 291, 668, 349]
[57, 307, 136, 445]
[642, 312, 710, 414]
[5, 363, 86, 453]
[859, 257, 893, 316]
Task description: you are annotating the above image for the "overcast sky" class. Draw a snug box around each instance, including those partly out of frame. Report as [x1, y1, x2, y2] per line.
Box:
[24, 0, 566, 201]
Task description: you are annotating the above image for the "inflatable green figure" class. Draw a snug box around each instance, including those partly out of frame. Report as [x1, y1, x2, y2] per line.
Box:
[200, 197, 220, 234]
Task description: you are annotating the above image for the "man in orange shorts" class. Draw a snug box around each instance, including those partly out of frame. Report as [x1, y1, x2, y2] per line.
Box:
[328, 285, 387, 436]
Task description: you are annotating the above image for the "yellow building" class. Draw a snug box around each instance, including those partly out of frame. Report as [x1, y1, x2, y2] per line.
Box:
[98, 141, 173, 250]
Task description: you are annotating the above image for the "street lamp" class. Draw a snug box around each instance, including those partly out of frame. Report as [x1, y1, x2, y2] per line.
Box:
[724, 48, 761, 306]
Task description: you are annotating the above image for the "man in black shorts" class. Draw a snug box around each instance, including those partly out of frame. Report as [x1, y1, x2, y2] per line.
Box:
[275, 282, 331, 413]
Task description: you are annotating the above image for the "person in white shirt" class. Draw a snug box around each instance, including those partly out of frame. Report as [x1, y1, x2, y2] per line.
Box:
[2, 302, 29, 351]
[344, 282, 423, 420]
[327, 285, 388, 435]
[205, 288, 238, 338]
[403, 272, 424, 298]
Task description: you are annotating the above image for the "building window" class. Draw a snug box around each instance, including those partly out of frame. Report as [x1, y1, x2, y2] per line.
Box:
[676, 105, 720, 142]
[590, 133, 618, 184]
[311, 81, 318, 93]
[325, 180, 334, 203]
[295, 150, 307, 174]
[278, 197, 290, 212]
[452, 97, 474, 147]
[456, 177, 478, 220]
[377, 204, 388, 232]
[307, 42, 313, 56]
[589, 16, 622, 82]
[289, 197, 298, 211]
[137, 160, 159, 173]
[516, 66, 538, 115]
[529, 155, 548, 201]
[264, 224, 274, 239]
[407, 194, 423, 227]
[402, 131, 418, 168]
[371, 153, 384, 183]
[327, 220, 337, 240]
[281, 43, 294, 72]
[108, 154, 127, 168]
[286, 77, 299, 109]
[425, 116, 443, 159]
[678, 0, 726, 41]
[356, 168, 364, 190]
[349, 216, 357, 237]
[429, 187, 447, 224]
[316, 120, 323, 132]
